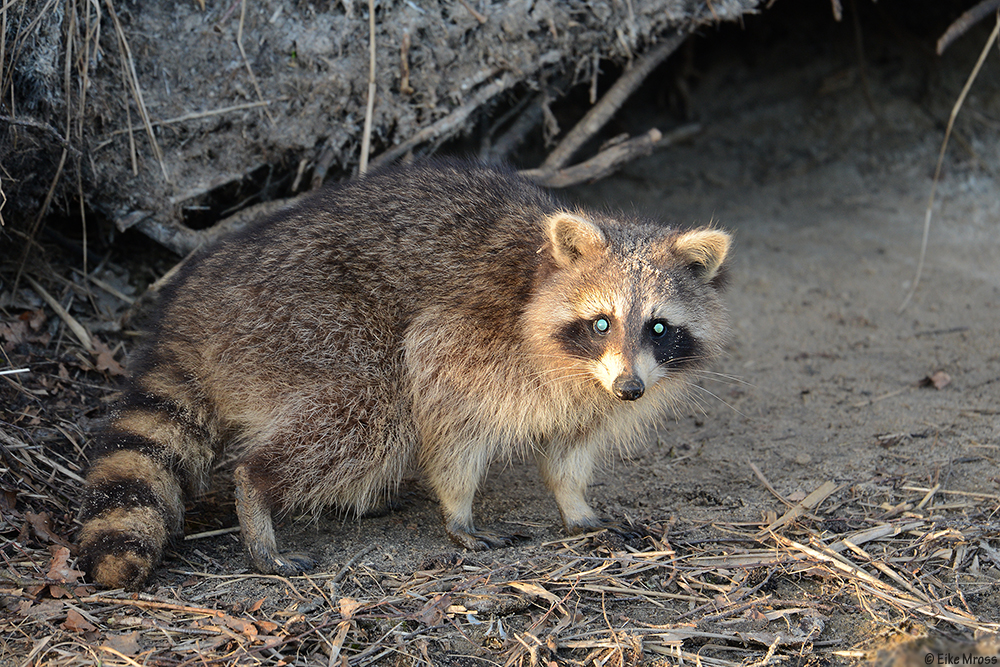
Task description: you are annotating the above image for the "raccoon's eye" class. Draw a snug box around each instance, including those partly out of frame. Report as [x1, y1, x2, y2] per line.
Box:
[650, 320, 669, 339]
[593, 316, 611, 335]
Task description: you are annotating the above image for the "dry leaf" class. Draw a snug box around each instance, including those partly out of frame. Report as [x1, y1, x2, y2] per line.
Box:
[47, 546, 85, 583]
[920, 370, 952, 390]
[28, 512, 75, 550]
[1, 319, 51, 347]
[414, 594, 451, 625]
[339, 597, 363, 619]
[92, 338, 126, 376]
[221, 614, 258, 637]
[21, 308, 46, 330]
[49, 585, 71, 599]
[102, 631, 141, 656]
[0, 489, 17, 511]
[507, 581, 562, 605]
[257, 620, 279, 633]
[63, 608, 97, 633]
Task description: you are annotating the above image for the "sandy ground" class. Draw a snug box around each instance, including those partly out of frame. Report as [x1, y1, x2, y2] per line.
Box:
[4, 6, 998, 665]
[192, 15, 1000, 659]
[304, 10, 1000, 654]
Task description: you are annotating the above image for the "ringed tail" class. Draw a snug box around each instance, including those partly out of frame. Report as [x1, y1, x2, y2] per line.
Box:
[78, 390, 214, 589]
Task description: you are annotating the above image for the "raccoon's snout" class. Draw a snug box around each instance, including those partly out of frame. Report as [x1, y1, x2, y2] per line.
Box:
[612, 376, 644, 401]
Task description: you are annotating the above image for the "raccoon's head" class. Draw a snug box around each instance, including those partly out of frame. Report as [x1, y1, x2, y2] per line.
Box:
[528, 210, 731, 403]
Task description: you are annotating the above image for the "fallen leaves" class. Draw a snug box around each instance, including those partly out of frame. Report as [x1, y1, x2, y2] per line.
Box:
[29, 513, 77, 551]
[91, 338, 126, 376]
[920, 369, 952, 390]
[63, 608, 97, 633]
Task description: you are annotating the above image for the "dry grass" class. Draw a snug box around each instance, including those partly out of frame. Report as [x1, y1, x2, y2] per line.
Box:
[3, 267, 999, 666]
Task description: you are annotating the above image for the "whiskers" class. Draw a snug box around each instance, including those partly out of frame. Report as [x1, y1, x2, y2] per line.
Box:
[524, 352, 598, 392]
[688, 368, 755, 388]
[654, 356, 751, 418]
[688, 382, 747, 418]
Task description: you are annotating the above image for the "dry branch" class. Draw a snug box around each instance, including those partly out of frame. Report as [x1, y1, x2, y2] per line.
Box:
[937, 0, 1000, 54]
[367, 48, 560, 172]
[359, 0, 377, 175]
[521, 124, 701, 188]
[23, 274, 93, 353]
[541, 30, 687, 171]
[126, 193, 310, 256]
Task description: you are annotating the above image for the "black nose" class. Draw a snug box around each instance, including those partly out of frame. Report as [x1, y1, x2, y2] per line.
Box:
[612, 376, 644, 401]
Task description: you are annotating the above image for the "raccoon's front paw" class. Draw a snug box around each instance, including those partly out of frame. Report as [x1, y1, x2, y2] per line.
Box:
[446, 523, 518, 551]
[247, 544, 315, 576]
[272, 551, 316, 576]
[569, 519, 653, 547]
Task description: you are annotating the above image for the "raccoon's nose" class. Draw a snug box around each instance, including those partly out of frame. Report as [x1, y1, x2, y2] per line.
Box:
[612, 376, 644, 401]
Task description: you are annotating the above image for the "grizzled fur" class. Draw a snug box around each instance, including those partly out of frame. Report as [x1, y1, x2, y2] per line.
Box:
[78, 161, 731, 589]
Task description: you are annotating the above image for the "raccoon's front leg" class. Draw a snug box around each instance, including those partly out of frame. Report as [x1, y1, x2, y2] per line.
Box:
[536, 438, 604, 535]
[233, 464, 315, 576]
[422, 440, 515, 550]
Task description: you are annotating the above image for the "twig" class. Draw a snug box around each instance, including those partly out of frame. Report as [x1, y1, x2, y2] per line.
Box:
[747, 460, 793, 508]
[756, 480, 840, 538]
[369, 73, 515, 169]
[78, 595, 235, 617]
[71, 267, 136, 305]
[359, 0, 376, 175]
[776, 535, 995, 631]
[369, 51, 561, 170]
[13, 146, 67, 294]
[96, 101, 273, 144]
[850, 384, 912, 407]
[521, 124, 701, 187]
[0, 115, 78, 153]
[901, 485, 1000, 502]
[521, 128, 661, 187]
[541, 31, 686, 171]
[24, 275, 94, 353]
[827, 520, 926, 554]
[829, 0, 843, 21]
[456, 0, 487, 24]
[937, 0, 1000, 54]
[184, 526, 242, 541]
[900, 15, 999, 313]
[104, 0, 169, 182]
[399, 29, 414, 95]
[848, 0, 876, 116]
[128, 191, 309, 256]
[237, 0, 274, 125]
[481, 92, 542, 161]
[332, 544, 377, 584]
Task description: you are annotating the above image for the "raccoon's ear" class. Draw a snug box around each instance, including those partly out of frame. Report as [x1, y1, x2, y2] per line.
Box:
[545, 212, 607, 268]
[673, 229, 731, 283]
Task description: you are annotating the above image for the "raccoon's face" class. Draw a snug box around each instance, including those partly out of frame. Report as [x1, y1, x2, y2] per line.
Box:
[555, 298, 701, 401]
[529, 211, 730, 402]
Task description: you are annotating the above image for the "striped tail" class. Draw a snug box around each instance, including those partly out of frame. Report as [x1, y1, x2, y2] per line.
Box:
[78, 391, 214, 589]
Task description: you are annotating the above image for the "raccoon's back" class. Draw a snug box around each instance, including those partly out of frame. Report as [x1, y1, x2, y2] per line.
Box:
[198, 165, 547, 296]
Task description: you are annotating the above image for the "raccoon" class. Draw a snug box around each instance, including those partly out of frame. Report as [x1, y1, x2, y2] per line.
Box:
[78, 161, 730, 590]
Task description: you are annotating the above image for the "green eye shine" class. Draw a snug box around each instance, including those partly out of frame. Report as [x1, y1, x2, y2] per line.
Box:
[594, 317, 610, 334]
[651, 321, 666, 337]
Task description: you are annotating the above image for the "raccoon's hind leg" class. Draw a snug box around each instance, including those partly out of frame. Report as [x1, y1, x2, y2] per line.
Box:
[233, 464, 315, 576]
[421, 438, 515, 551]
[79, 392, 209, 590]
